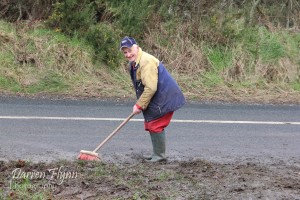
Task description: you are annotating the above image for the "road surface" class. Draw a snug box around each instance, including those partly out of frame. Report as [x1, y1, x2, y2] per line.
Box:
[0, 96, 299, 165]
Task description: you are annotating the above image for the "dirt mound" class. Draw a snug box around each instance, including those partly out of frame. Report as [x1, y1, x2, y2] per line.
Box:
[1, 159, 299, 199]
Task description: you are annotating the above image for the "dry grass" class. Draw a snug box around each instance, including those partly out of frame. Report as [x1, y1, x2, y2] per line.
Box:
[0, 26, 134, 98]
[0, 19, 299, 104]
[142, 22, 300, 104]
[144, 24, 208, 75]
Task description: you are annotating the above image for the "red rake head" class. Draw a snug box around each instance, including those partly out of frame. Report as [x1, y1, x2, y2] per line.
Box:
[77, 150, 101, 161]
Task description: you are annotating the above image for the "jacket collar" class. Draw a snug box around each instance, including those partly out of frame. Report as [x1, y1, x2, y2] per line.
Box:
[135, 47, 143, 66]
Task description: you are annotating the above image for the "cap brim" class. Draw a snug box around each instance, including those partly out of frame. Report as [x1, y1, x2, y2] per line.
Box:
[120, 45, 134, 51]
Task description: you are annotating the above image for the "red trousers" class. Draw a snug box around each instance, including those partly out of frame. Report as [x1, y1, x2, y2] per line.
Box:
[144, 112, 174, 133]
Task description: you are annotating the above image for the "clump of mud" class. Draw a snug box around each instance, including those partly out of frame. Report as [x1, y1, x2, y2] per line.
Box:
[0, 159, 299, 199]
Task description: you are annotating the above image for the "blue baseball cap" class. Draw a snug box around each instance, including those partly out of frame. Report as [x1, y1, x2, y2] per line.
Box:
[120, 36, 137, 50]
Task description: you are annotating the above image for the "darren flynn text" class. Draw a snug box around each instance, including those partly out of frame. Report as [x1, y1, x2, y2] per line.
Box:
[11, 166, 78, 185]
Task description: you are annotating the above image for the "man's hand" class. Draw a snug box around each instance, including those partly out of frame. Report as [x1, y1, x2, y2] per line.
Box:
[133, 104, 142, 115]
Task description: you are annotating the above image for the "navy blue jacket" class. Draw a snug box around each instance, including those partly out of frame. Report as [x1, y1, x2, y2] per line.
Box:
[130, 62, 185, 122]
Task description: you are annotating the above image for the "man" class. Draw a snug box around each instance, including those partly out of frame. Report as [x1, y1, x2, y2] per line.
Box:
[120, 36, 185, 162]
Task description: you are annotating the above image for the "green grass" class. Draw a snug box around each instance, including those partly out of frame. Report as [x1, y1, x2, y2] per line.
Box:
[4, 178, 51, 200]
[291, 81, 300, 91]
[0, 75, 21, 92]
[201, 71, 223, 87]
[259, 29, 286, 62]
[26, 72, 69, 93]
[0, 72, 68, 94]
[280, 32, 300, 58]
[0, 12, 300, 103]
[239, 27, 286, 63]
[0, 20, 15, 33]
[205, 46, 232, 72]
[93, 164, 108, 176]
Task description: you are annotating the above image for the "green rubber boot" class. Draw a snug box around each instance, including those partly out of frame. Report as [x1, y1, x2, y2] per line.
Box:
[147, 130, 167, 162]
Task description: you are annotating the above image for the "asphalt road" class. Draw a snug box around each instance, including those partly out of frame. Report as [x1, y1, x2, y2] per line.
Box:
[0, 96, 299, 165]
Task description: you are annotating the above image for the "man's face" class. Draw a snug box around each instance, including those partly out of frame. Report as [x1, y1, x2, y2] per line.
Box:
[121, 45, 138, 62]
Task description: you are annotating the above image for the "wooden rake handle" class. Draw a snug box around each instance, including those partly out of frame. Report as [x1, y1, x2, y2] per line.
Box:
[92, 113, 135, 153]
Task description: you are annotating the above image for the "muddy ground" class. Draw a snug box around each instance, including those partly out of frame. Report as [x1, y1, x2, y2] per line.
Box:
[0, 157, 300, 200]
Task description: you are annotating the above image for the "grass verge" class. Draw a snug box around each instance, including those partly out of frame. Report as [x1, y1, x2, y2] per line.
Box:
[0, 19, 299, 104]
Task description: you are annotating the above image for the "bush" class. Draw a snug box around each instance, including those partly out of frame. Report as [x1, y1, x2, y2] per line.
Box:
[46, 0, 96, 36]
[85, 23, 122, 68]
[46, 0, 124, 68]
[107, 0, 154, 38]
[0, 0, 53, 21]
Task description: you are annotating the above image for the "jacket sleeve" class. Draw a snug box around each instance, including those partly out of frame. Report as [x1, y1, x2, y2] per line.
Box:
[136, 59, 158, 110]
